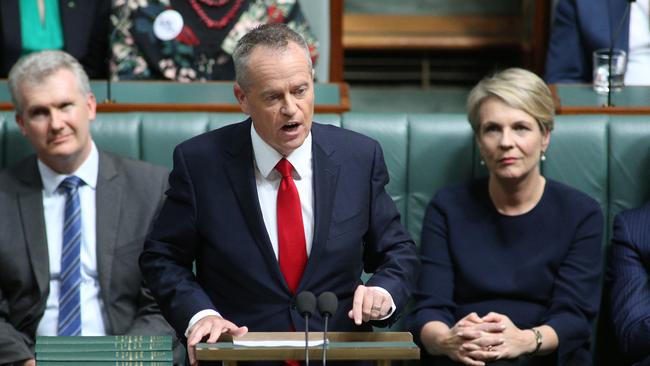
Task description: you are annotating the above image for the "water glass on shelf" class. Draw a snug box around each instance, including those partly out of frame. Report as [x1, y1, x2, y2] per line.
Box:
[592, 49, 626, 94]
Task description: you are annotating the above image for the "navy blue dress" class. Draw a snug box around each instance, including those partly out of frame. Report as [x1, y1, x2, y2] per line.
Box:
[408, 178, 604, 365]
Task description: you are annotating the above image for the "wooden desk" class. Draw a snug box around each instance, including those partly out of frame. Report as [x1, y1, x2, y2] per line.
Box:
[342, 0, 551, 75]
[551, 84, 650, 115]
[0, 81, 350, 114]
[195, 332, 419, 366]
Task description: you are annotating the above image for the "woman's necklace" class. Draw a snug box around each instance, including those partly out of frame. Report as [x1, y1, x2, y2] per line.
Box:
[188, 0, 244, 29]
[197, 0, 230, 6]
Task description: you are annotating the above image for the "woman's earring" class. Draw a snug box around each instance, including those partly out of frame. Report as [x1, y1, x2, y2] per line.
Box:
[480, 159, 485, 166]
[541, 152, 547, 161]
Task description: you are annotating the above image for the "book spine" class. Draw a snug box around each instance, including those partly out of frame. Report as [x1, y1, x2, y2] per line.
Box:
[36, 362, 172, 366]
[36, 341, 171, 352]
[36, 350, 173, 361]
[36, 335, 172, 344]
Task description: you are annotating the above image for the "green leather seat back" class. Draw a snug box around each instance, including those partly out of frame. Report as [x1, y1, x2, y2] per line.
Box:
[342, 113, 409, 221]
[314, 113, 342, 127]
[5, 118, 33, 167]
[407, 114, 474, 244]
[92, 113, 141, 160]
[609, 116, 650, 224]
[594, 116, 650, 366]
[209, 113, 247, 131]
[142, 113, 211, 170]
[543, 115, 609, 223]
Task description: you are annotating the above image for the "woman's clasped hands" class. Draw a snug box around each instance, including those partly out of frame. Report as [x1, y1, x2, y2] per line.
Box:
[435, 312, 537, 366]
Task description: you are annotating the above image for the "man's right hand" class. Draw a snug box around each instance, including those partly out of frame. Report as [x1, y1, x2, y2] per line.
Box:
[19, 358, 35, 366]
[186, 315, 248, 366]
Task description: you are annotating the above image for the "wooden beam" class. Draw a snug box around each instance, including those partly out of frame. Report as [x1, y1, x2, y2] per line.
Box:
[329, 0, 344, 81]
[343, 14, 522, 50]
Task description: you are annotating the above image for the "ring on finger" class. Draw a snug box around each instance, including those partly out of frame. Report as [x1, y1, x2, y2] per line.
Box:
[371, 305, 381, 311]
[486, 345, 493, 351]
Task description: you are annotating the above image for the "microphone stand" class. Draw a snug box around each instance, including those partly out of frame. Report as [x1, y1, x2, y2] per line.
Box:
[608, 0, 635, 106]
[321, 313, 329, 366]
[297, 291, 317, 366]
[317, 292, 338, 366]
[304, 312, 310, 366]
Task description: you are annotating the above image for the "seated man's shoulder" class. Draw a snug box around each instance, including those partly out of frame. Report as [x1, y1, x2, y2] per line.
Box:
[615, 202, 650, 226]
[0, 155, 38, 193]
[612, 204, 650, 253]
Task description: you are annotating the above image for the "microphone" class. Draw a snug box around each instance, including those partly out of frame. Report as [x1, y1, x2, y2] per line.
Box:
[317, 292, 338, 366]
[607, 0, 635, 106]
[296, 291, 317, 366]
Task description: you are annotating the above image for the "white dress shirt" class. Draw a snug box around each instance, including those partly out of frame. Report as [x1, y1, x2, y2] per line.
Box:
[626, 0, 650, 85]
[36, 142, 107, 336]
[251, 125, 315, 259]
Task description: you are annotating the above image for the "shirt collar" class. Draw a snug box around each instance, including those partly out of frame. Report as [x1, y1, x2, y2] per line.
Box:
[250, 123, 312, 179]
[38, 141, 99, 194]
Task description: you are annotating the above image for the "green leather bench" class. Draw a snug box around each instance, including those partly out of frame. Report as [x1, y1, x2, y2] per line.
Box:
[2, 111, 650, 365]
[3, 111, 649, 243]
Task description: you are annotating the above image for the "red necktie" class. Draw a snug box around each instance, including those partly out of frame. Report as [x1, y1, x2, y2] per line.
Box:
[275, 158, 307, 294]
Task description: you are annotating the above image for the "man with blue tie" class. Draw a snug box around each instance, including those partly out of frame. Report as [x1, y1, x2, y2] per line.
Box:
[0, 50, 181, 365]
[140, 23, 420, 366]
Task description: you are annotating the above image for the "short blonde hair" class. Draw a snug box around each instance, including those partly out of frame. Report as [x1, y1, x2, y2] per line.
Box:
[466, 68, 554, 135]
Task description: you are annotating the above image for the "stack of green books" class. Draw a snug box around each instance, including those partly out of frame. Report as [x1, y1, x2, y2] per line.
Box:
[35, 335, 173, 366]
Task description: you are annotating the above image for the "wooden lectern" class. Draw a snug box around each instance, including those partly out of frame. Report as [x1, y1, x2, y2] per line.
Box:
[195, 332, 420, 366]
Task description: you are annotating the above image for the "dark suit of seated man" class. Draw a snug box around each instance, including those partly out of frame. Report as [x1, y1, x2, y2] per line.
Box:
[0, 50, 182, 366]
[607, 204, 650, 366]
[139, 23, 420, 366]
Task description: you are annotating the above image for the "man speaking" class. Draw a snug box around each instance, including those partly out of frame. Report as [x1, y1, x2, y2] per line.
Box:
[140, 23, 420, 365]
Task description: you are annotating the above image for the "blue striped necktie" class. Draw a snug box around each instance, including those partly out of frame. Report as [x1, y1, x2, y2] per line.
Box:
[58, 176, 84, 336]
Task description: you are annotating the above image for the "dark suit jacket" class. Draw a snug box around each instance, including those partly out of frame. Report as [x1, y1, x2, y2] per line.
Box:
[607, 204, 650, 365]
[0, 150, 176, 365]
[0, 0, 110, 78]
[140, 120, 420, 340]
[544, 0, 630, 83]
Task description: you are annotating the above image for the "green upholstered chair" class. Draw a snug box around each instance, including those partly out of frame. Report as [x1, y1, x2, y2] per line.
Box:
[406, 114, 475, 242]
[343, 113, 409, 220]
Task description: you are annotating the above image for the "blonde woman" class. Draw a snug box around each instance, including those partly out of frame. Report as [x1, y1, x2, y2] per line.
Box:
[409, 68, 603, 366]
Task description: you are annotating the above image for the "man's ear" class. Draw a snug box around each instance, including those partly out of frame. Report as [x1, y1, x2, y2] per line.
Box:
[87, 93, 97, 121]
[15, 113, 27, 136]
[233, 83, 250, 115]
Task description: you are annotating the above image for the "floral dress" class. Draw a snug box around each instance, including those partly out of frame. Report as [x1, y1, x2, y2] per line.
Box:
[110, 0, 319, 81]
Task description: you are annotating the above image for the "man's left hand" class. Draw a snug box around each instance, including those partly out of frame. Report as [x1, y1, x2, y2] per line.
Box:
[347, 285, 392, 325]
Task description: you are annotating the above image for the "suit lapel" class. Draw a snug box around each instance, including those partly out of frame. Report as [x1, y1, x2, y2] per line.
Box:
[298, 126, 340, 291]
[95, 151, 121, 320]
[15, 157, 50, 296]
[224, 121, 284, 283]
